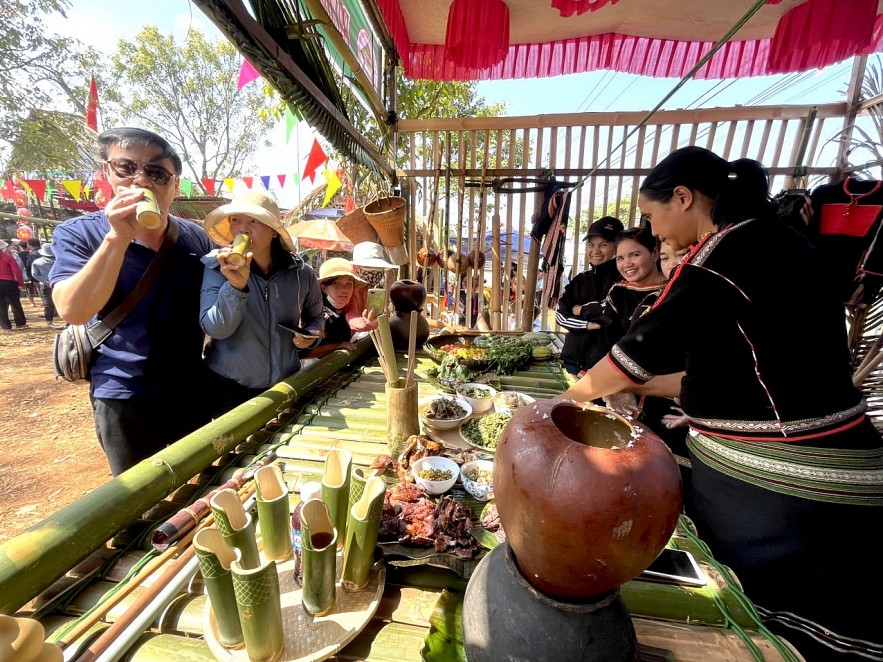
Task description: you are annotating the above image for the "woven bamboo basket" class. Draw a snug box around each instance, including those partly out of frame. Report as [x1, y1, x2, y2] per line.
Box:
[337, 206, 380, 245]
[364, 196, 408, 265]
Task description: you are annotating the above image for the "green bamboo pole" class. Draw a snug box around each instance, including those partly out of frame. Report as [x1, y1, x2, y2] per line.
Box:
[0, 342, 371, 615]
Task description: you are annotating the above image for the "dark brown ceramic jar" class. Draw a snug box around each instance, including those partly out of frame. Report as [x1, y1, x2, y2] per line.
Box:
[388, 279, 426, 313]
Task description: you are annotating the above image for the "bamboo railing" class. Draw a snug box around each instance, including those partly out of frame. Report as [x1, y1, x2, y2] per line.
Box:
[395, 102, 850, 332]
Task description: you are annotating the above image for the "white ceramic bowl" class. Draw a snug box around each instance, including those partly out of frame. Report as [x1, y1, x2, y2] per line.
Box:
[412, 456, 460, 495]
[460, 459, 495, 501]
[493, 391, 536, 416]
[419, 395, 473, 431]
[455, 383, 497, 413]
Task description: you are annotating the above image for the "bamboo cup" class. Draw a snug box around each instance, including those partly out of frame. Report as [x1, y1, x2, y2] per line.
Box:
[227, 234, 252, 268]
[385, 381, 418, 457]
[135, 188, 162, 229]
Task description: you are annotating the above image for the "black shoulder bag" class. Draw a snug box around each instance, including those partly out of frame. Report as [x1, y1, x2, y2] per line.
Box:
[53, 218, 180, 382]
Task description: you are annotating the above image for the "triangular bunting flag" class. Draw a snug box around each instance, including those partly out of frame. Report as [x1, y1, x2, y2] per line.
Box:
[223, 178, 235, 194]
[242, 176, 253, 189]
[201, 178, 216, 196]
[277, 174, 287, 189]
[260, 176, 271, 190]
[93, 181, 113, 208]
[303, 139, 327, 184]
[322, 169, 342, 207]
[237, 59, 261, 90]
[62, 180, 83, 201]
[180, 179, 193, 198]
[284, 106, 302, 143]
[293, 173, 301, 186]
[22, 180, 47, 202]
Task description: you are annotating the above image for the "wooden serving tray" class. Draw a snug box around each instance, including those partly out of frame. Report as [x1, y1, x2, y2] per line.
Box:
[204, 554, 385, 662]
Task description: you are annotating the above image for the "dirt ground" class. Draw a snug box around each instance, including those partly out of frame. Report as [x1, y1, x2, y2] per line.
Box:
[0, 302, 109, 545]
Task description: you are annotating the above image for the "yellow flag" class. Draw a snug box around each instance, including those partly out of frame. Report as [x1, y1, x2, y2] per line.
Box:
[62, 180, 83, 201]
[322, 169, 342, 207]
[223, 178, 235, 195]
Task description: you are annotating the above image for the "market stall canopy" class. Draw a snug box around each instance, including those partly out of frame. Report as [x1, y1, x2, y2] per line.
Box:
[376, 0, 883, 81]
[287, 217, 355, 251]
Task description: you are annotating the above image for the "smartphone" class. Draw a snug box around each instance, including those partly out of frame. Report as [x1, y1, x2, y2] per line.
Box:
[638, 548, 706, 587]
[367, 288, 387, 317]
[276, 323, 319, 339]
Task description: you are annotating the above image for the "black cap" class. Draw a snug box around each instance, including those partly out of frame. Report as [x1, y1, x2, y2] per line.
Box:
[582, 216, 624, 242]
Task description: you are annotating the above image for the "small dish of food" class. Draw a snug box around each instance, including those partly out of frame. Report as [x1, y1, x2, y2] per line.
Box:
[493, 391, 536, 416]
[455, 382, 497, 413]
[419, 395, 473, 431]
[460, 412, 512, 453]
[411, 455, 460, 495]
[460, 459, 495, 501]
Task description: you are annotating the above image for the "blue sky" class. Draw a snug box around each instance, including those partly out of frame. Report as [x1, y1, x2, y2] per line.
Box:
[46, 0, 859, 205]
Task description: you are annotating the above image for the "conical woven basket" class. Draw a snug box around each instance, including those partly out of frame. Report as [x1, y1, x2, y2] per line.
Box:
[364, 196, 408, 265]
[337, 206, 380, 244]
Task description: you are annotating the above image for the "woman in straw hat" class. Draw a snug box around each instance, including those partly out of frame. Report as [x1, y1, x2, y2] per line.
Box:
[301, 257, 378, 362]
[200, 190, 325, 416]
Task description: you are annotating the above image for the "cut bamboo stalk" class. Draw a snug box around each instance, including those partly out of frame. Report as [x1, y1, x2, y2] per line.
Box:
[406, 311, 418, 387]
[376, 314, 399, 387]
[0, 341, 372, 615]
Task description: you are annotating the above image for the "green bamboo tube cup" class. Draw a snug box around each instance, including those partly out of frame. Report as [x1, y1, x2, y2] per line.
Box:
[300, 499, 338, 616]
[254, 464, 293, 562]
[321, 449, 352, 551]
[231, 554, 284, 662]
[341, 475, 387, 591]
[348, 467, 370, 512]
[193, 528, 243, 649]
[385, 382, 418, 457]
[210, 489, 260, 571]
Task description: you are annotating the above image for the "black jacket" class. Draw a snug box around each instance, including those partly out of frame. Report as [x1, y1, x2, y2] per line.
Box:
[555, 259, 619, 370]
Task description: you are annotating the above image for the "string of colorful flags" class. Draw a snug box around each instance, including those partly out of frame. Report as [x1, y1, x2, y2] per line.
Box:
[0, 60, 345, 211]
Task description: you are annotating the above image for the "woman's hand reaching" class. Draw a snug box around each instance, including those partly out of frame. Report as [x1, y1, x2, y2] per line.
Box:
[661, 406, 690, 429]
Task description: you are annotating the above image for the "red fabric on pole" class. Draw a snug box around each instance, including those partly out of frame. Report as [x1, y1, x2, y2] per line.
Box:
[444, 0, 510, 69]
[86, 76, 99, 131]
[551, 0, 619, 18]
[768, 0, 877, 74]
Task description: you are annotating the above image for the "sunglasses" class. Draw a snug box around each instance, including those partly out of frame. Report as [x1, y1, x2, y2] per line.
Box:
[105, 158, 175, 186]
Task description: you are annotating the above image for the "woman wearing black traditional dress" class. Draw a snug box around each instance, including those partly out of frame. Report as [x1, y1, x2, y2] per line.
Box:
[561, 146, 883, 661]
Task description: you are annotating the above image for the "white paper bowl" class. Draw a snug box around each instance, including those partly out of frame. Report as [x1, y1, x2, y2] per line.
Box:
[493, 391, 536, 416]
[412, 456, 460, 495]
[460, 459, 495, 501]
[419, 395, 472, 431]
[454, 383, 497, 413]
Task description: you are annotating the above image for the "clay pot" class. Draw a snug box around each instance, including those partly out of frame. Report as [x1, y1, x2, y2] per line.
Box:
[446, 251, 469, 273]
[494, 400, 682, 600]
[417, 247, 438, 268]
[388, 311, 430, 350]
[389, 279, 426, 313]
[467, 249, 486, 270]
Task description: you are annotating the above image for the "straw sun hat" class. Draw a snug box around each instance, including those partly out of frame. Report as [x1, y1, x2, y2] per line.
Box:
[203, 191, 295, 252]
[318, 258, 367, 286]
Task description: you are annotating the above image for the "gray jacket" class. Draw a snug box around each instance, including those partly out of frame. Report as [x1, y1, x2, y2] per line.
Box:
[200, 249, 325, 389]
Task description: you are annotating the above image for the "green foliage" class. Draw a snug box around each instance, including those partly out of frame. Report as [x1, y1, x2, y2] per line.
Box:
[0, 0, 105, 172]
[578, 195, 636, 234]
[105, 26, 281, 191]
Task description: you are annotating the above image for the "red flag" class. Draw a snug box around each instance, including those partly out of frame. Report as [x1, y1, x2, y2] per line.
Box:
[86, 76, 99, 131]
[242, 176, 253, 189]
[22, 179, 47, 202]
[303, 139, 327, 184]
[201, 178, 216, 196]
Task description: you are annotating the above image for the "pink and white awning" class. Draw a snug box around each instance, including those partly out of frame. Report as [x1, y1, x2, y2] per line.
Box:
[376, 0, 883, 81]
